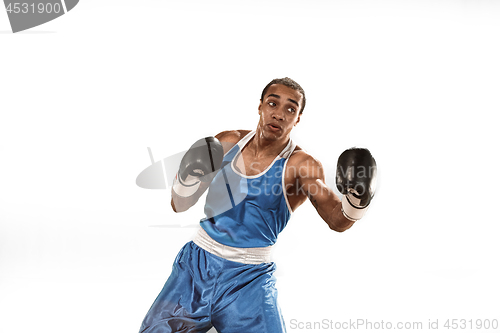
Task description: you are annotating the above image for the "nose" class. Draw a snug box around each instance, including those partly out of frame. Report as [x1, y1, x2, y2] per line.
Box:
[272, 108, 285, 121]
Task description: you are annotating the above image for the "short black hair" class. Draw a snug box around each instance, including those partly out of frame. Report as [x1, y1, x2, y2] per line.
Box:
[260, 77, 306, 114]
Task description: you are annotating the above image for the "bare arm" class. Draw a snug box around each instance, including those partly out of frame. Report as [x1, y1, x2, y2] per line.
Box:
[297, 154, 355, 232]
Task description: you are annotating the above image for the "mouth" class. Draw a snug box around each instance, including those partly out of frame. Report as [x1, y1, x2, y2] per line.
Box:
[267, 123, 281, 132]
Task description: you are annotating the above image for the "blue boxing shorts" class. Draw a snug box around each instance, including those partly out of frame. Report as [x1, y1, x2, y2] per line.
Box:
[138, 230, 287, 333]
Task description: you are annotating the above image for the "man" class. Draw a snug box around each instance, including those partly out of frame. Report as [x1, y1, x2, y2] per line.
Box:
[139, 78, 376, 333]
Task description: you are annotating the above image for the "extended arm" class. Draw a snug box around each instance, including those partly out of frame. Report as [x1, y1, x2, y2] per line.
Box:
[297, 156, 355, 232]
[297, 148, 376, 231]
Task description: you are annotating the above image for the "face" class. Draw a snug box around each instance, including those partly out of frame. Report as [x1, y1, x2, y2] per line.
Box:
[258, 84, 303, 141]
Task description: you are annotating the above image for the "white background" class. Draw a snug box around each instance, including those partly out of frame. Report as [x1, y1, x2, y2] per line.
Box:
[1, 1, 499, 332]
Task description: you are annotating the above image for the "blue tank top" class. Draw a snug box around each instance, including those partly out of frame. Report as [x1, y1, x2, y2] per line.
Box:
[200, 131, 296, 248]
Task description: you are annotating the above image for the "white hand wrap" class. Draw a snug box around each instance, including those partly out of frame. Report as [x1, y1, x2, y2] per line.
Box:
[172, 173, 201, 197]
[341, 193, 369, 221]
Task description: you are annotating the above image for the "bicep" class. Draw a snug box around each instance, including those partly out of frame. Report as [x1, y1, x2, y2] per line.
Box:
[298, 158, 341, 219]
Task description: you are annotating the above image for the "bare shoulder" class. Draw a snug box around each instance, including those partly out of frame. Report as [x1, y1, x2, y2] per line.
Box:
[215, 130, 251, 143]
[287, 146, 325, 178]
[289, 146, 323, 167]
[215, 130, 251, 154]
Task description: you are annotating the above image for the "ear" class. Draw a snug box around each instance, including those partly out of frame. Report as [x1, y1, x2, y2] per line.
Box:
[258, 100, 262, 115]
[294, 113, 301, 126]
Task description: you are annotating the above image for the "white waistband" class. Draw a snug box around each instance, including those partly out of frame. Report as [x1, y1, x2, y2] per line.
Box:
[193, 228, 273, 265]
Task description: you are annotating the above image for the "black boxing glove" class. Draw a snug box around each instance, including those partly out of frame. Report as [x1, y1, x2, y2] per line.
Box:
[336, 148, 377, 221]
[173, 137, 224, 197]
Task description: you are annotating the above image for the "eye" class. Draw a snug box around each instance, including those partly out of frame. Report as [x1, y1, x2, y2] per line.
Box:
[287, 107, 296, 113]
[268, 102, 276, 107]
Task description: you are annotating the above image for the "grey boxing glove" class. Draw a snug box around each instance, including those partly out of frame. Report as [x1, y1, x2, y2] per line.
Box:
[173, 137, 224, 197]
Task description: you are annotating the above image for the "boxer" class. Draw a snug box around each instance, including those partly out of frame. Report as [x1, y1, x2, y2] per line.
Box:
[139, 77, 377, 333]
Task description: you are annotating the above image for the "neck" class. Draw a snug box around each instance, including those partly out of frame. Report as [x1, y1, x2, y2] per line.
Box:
[251, 124, 290, 157]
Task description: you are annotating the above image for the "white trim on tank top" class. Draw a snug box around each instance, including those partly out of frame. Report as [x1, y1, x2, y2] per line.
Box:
[230, 130, 293, 179]
[228, 130, 295, 214]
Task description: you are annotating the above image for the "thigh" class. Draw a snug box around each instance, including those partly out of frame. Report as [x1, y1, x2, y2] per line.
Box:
[210, 262, 286, 333]
[139, 242, 221, 333]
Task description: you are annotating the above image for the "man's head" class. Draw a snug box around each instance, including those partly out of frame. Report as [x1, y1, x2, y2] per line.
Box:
[261, 77, 306, 114]
[257, 78, 305, 142]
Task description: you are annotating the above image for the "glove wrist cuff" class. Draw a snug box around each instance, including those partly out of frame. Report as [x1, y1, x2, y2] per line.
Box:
[173, 173, 200, 197]
[341, 194, 369, 221]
